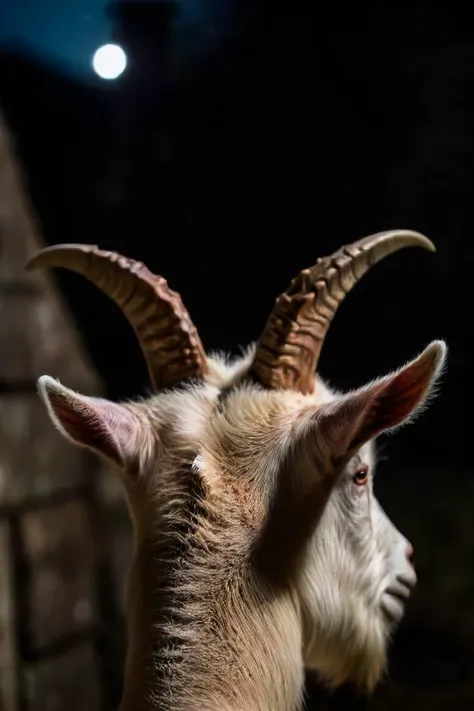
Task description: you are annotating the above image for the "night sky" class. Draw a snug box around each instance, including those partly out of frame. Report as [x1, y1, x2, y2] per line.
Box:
[0, 0, 233, 79]
[0, 0, 109, 77]
[1, 3, 474, 709]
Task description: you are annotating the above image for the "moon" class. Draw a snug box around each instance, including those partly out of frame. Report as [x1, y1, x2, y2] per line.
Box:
[92, 44, 127, 80]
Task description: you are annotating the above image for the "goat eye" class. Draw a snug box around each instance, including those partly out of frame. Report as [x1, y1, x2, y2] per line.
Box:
[353, 465, 369, 486]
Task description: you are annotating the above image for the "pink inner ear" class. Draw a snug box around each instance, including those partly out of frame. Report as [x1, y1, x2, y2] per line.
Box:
[49, 390, 121, 464]
[351, 355, 437, 447]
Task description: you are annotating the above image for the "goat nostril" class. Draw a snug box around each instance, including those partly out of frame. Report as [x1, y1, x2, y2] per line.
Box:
[406, 543, 415, 568]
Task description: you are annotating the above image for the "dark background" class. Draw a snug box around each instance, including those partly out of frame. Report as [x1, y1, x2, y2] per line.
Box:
[0, 1, 472, 708]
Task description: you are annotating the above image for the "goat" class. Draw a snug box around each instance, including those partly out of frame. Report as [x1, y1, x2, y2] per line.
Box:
[27, 230, 446, 711]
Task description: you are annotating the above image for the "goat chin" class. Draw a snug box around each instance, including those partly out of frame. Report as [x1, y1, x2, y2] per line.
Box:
[304, 613, 390, 693]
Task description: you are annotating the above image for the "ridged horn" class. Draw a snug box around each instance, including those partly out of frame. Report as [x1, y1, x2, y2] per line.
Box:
[26, 244, 208, 390]
[250, 230, 435, 394]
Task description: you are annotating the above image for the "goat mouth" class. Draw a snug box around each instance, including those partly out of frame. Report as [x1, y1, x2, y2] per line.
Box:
[381, 583, 412, 623]
[386, 584, 411, 602]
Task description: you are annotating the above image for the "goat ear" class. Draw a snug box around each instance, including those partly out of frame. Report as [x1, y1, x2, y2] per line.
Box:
[38, 376, 140, 469]
[315, 340, 447, 459]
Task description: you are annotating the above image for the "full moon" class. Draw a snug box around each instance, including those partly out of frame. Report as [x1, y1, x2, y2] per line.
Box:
[92, 44, 127, 80]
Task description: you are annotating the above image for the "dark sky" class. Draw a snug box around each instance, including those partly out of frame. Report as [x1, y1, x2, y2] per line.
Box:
[0, 1, 470, 469]
[1, 5, 473, 708]
[0, 0, 109, 77]
[0, 0, 233, 79]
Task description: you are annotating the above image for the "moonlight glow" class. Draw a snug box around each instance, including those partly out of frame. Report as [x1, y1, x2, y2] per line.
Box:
[92, 44, 127, 80]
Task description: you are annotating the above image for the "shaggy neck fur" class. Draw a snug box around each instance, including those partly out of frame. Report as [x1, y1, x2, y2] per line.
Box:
[120, 468, 304, 711]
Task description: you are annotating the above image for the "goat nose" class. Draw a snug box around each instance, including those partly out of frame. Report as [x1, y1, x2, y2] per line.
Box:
[405, 542, 415, 568]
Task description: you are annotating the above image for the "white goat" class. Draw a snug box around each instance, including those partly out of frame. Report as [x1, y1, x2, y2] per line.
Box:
[27, 230, 446, 711]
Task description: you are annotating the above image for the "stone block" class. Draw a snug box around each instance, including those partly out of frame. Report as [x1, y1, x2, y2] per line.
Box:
[0, 395, 91, 505]
[22, 642, 101, 711]
[19, 500, 97, 653]
[0, 520, 20, 711]
[0, 289, 101, 388]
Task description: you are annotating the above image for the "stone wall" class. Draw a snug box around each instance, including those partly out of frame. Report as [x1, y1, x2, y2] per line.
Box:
[0, 110, 127, 711]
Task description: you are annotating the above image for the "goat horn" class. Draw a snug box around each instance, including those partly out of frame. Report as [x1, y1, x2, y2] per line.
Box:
[250, 230, 435, 394]
[26, 244, 208, 390]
